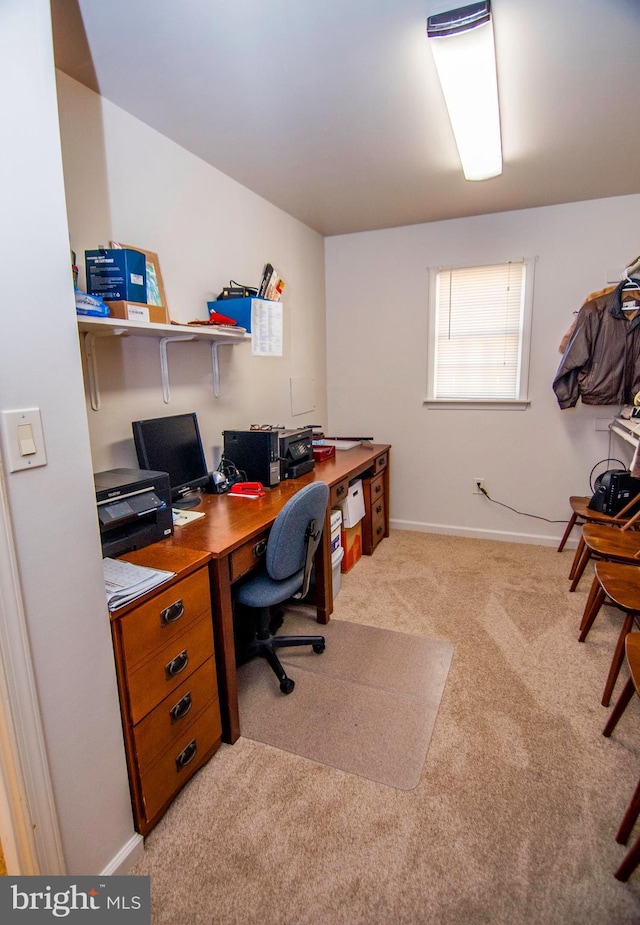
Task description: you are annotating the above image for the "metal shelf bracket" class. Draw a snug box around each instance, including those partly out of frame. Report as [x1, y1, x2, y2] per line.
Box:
[83, 329, 129, 411]
[159, 335, 197, 404]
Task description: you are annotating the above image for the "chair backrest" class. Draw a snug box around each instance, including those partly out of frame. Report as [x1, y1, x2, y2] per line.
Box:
[266, 482, 330, 582]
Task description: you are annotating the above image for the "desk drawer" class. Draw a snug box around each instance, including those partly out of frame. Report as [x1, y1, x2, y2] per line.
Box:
[139, 701, 222, 826]
[118, 569, 211, 668]
[373, 452, 388, 474]
[367, 500, 387, 553]
[362, 472, 386, 556]
[363, 472, 385, 505]
[230, 531, 269, 582]
[330, 478, 350, 508]
[132, 657, 219, 773]
[126, 615, 214, 725]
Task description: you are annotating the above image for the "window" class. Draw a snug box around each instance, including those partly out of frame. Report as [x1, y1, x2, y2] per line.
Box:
[426, 258, 534, 409]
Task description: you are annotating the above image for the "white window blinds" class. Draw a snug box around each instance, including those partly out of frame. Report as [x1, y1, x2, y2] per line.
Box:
[431, 260, 529, 401]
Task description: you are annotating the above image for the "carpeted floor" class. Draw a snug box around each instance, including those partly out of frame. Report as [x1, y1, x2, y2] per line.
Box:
[130, 531, 640, 924]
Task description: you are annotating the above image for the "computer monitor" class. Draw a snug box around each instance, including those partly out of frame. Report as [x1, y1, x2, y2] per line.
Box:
[132, 412, 210, 509]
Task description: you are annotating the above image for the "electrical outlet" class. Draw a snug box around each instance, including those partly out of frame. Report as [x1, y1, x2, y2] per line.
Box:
[473, 478, 486, 495]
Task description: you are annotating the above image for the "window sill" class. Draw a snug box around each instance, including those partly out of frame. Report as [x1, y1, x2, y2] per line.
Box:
[423, 398, 531, 411]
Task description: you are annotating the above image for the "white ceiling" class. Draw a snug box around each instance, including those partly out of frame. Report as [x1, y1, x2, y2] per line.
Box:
[52, 0, 640, 237]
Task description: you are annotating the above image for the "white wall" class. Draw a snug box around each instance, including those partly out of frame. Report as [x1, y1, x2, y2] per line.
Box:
[56, 73, 327, 473]
[325, 196, 640, 545]
[0, 0, 136, 873]
[0, 3, 327, 877]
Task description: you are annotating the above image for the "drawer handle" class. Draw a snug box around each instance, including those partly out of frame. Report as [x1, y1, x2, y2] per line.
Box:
[165, 649, 189, 680]
[175, 738, 197, 772]
[374, 484, 382, 494]
[161, 599, 184, 627]
[376, 526, 384, 537]
[253, 539, 267, 557]
[375, 504, 382, 515]
[169, 691, 193, 724]
[336, 485, 346, 497]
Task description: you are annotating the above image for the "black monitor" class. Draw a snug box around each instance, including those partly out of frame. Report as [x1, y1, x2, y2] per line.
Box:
[132, 412, 210, 509]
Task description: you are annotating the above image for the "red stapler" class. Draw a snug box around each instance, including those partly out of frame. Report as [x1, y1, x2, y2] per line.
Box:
[229, 481, 266, 498]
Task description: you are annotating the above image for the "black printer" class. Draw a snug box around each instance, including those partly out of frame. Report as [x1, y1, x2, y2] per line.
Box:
[94, 468, 173, 557]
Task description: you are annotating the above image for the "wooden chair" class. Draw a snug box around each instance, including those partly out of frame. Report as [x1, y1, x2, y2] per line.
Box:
[602, 633, 640, 880]
[578, 561, 640, 706]
[557, 495, 626, 553]
[568, 500, 640, 592]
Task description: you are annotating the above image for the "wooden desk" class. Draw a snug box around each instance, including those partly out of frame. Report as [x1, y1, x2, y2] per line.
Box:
[136, 442, 390, 744]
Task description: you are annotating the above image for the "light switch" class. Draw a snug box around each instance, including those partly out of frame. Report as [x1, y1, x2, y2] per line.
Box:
[0, 408, 47, 472]
[17, 423, 36, 456]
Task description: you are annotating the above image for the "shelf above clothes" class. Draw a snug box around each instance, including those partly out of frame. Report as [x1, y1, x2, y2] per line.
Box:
[77, 315, 249, 408]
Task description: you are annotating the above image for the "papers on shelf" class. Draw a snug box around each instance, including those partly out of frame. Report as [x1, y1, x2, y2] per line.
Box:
[103, 557, 175, 612]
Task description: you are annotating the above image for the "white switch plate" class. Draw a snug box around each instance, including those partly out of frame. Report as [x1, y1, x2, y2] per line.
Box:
[0, 408, 47, 472]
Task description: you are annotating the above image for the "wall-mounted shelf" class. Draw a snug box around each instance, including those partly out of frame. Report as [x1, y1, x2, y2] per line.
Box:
[77, 316, 249, 409]
[611, 415, 640, 449]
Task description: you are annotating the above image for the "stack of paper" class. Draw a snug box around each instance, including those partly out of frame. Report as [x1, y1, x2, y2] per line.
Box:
[103, 558, 176, 611]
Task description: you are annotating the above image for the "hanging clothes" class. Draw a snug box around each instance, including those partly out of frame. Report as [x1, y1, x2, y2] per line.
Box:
[553, 279, 640, 409]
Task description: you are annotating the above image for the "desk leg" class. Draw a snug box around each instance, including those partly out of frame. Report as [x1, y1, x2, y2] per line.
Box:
[208, 558, 240, 744]
[314, 505, 333, 625]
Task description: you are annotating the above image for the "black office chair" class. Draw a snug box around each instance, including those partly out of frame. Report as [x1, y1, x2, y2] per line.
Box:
[233, 482, 330, 694]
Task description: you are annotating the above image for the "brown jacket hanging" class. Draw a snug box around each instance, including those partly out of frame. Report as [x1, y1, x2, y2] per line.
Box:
[553, 280, 640, 409]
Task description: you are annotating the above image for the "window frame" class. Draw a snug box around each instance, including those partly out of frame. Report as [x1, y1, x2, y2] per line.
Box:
[424, 257, 535, 410]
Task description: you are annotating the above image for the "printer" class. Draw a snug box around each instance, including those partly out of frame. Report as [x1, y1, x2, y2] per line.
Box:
[222, 427, 315, 487]
[94, 468, 173, 558]
[278, 427, 315, 480]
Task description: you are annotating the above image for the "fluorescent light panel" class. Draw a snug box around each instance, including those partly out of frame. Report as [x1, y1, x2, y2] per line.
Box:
[427, 1, 502, 181]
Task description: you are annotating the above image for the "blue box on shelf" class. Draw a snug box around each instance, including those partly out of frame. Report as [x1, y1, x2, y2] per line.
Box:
[85, 248, 147, 302]
[207, 297, 270, 334]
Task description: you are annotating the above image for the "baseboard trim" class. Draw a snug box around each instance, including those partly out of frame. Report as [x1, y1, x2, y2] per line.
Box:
[100, 833, 144, 876]
[390, 518, 577, 549]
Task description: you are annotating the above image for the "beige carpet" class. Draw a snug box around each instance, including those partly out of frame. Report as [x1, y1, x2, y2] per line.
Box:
[237, 612, 453, 790]
[131, 531, 640, 924]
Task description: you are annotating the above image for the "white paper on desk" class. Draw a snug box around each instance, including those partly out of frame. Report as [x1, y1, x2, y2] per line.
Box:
[103, 558, 175, 611]
[318, 439, 361, 450]
[172, 509, 205, 526]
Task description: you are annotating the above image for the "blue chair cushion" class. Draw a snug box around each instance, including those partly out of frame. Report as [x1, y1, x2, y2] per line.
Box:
[234, 564, 305, 608]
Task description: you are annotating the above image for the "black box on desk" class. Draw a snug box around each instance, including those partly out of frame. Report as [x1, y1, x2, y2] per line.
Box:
[94, 467, 173, 558]
[223, 431, 281, 487]
[85, 248, 147, 303]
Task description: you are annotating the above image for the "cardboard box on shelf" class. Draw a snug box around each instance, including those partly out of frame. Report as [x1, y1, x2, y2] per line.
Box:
[341, 522, 362, 573]
[106, 301, 170, 325]
[85, 248, 147, 302]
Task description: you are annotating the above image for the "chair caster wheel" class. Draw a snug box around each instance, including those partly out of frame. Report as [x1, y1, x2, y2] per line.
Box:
[280, 678, 295, 694]
[312, 643, 325, 654]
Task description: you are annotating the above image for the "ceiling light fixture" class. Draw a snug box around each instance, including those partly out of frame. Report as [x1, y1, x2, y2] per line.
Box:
[427, 0, 502, 181]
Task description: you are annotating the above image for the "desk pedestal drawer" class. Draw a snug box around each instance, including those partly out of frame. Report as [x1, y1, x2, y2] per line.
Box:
[127, 615, 214, 725]
[133, 657, 219, 773]
[363, 500, 386, 554]
[139, 701, 222, 830]
[119, 569, 210, 667]
[362, 473, 386, 556]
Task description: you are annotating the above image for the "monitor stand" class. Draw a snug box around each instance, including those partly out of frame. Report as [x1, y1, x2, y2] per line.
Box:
[172, 492, 202, 510]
